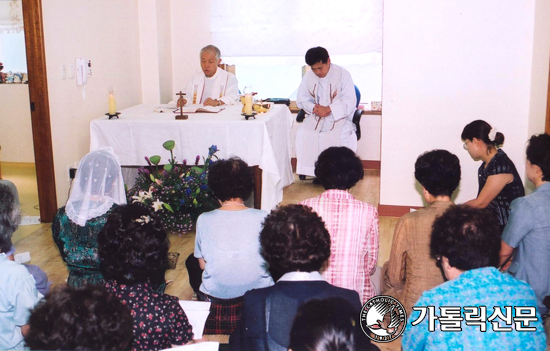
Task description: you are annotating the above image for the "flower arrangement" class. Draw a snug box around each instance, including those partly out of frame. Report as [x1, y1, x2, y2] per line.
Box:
[128, 141, 219, 233]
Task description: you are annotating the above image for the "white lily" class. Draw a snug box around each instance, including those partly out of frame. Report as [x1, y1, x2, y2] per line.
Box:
[152, 199, 164, 212]
[131, 191, 147, 203]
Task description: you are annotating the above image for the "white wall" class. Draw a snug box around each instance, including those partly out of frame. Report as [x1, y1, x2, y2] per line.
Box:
[170, 0, 212, 95]
[138, 0, 161, 104]
[156, 2, 173, 104]
[0, 84, 34, 162]
[380, 0, 550, 208]
[42, 0, 143, 207]
[138, 0, 174, 104]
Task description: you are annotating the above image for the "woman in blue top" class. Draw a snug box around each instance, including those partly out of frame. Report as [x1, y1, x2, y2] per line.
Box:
[461, 120, 524, 232]
[500, 133, 550, 318]
[187, 157, 273, 335]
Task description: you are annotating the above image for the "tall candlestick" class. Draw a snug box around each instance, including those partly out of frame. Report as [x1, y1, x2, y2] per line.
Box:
[108, 90, 116, 115]
[244, 93, 253, 115]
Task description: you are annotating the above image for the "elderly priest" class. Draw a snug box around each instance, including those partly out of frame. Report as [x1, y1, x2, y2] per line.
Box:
[295, 47, 357, 178]
[185, 45, 239, 106]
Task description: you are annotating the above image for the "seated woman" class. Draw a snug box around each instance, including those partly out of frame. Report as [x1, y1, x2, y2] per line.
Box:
[1, 181, 51, 295]
[0, 183, 43, 351]
[52, 147, 127, 287]
[500, 133, 550, 321]
[230, 204, 375, 351]
[403, 206, 546, 349]
[382, 149, 460, 316]
[98, 204, 193, 350]
[289, 297, 373, 351]
[461, 120, 524, 232]
[187, 157, 273, 335]
[25, 285, 133, 351]
[299, 146, 379, 303]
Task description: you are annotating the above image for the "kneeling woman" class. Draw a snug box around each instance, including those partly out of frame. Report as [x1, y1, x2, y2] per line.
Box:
[188, 157, 273, 334]
[461, 120, 524, 232]
[98, 205, 194, 350]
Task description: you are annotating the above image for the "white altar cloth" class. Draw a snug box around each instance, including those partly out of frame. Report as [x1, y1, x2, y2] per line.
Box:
[90, 104, 294, 210]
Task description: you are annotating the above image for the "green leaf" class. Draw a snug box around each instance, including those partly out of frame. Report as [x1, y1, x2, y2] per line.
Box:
[149, 155, 161, 165]
[163, 203, 174, 213]
[195, 188, 200, 194]
[164, 164, 173, 172]
[193, 199, 198, 207]
[163, 140, 176, 150]
[149, 174, 155, 182]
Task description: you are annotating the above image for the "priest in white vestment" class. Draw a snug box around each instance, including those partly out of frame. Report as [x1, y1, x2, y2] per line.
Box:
[295, 47, 357, 178]
[184, 45, 239, 106]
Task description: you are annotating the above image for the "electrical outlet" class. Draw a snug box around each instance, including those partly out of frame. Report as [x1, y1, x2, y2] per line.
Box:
[69, 167, 77, 179]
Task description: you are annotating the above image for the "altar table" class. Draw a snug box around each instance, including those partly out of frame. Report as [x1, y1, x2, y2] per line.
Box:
[90, 104, 295, 211]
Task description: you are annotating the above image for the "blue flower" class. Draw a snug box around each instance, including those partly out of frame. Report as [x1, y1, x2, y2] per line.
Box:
[200, 184, 208, 190]
[185, 188, 192, 196]
[209, 145, 218, 155]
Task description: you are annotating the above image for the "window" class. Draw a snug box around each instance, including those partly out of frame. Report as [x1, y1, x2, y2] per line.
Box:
[211, 0, 382, 102]
[0, 0, 27, 73]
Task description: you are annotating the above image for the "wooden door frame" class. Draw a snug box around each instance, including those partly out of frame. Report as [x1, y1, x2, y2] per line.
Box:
[21, 0, 57, 222]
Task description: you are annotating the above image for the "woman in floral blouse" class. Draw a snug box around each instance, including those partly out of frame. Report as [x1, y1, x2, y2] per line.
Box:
[98, 204, 193, 350]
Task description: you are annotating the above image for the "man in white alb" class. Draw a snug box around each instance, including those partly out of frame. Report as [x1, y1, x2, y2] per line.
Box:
[184, 45, 239, 106]
[295, 47, 357, 178]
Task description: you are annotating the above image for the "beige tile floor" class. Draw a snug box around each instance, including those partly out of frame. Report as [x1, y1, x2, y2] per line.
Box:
[5, 162, 403, 349]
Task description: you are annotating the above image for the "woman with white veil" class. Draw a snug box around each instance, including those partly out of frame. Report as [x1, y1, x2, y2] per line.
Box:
[52, 147, 126, 287]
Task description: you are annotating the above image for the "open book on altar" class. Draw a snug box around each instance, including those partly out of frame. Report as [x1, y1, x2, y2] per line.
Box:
[174, 105, 225, 114]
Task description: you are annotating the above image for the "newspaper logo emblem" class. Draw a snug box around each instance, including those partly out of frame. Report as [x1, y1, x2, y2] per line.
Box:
[360, 295, 407, 343]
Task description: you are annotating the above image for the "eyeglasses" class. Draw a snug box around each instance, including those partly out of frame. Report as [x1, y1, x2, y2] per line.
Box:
[463, 140, 470, 150]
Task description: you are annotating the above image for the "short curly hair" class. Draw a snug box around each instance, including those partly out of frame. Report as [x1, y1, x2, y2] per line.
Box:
[414, 150, 461, 197]
[260, 204, 330, 274]
[25, 284, 133, 351]
[526, 133, 550, 182]
[0, 183, 21, 253]
[98, 204, 169, 285]
[430, 205, 500, 271]
[208, 157, 254, 202]
[314, 147, 364, 190]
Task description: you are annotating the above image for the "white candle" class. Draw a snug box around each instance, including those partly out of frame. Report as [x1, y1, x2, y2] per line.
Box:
[108, 90, 116, 115]
[244, 93, 253, 115]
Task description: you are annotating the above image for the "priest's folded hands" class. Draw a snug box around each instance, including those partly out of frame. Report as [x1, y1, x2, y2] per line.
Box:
[313, 104, 331, 117]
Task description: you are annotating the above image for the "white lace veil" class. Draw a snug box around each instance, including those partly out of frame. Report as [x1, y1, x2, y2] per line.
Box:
[65, 147, 127, 227]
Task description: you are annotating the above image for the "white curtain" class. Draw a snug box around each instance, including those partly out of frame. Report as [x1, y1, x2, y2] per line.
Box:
[0, 0, 24, 34]
[210, 0, 383, 57]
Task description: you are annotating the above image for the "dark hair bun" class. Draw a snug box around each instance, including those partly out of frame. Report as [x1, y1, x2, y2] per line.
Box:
[494, 132, 504, 147]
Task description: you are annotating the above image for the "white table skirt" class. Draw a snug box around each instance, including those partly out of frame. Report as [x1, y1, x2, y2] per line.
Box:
[90, 104, 295, 210]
